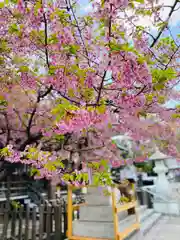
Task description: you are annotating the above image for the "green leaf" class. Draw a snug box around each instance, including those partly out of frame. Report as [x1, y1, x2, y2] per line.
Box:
[108, 123, 112, 129]
[19, 66, 29, 73]
[10, 0, 18, 3]
[62, 174, 70, 181]
[34, 0, 42, 16]
[70, 175, 74, 181]
[30, 168, 39, 176]
[156, 21, 168, 31]
[137, 55, 145, 64]
[68, 88, 75, 97]
[134, 0, 144, 3]
[48, 33, 58, 44]
[69, 45, 79, 54]
[103, 189, 111, 196]
[0, 2, 5, 8]
[0, 99, 8, 107]
[44, 162, 56, 172]
[75, 173, 82, 182]
[100, 159, 109, 170]
[111, 139, 116, 145]
[53, 159, 64, 168]
[110, 42, 121, 52]
[146, 94, 153, 102]
[0, 40, 8, 53]
[158, 95, 166, 104]
[84, 16, 93, 25]
[154, 83, 165, 90]
[54, 134, 65, 141]
[63, 45, 80, 55]
[101, 0, 105, 7]
[92, 162, 100, 170]
[172, 113, 180, 119]
[9, 24, 19, 34]
[96, 104, 106, 114]
[93, 174, 100, 186]
[82, 173, 88, 182]
[83, 88, 94, 101]
[11, 200, 21, 209]
[48, 65, 57, 75]
[0, 147, 10, 157]
[136, 9, 152, 16]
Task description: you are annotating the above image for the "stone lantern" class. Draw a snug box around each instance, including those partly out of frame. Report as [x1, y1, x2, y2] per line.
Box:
[148, 149, 180, 215]
[164, 157, 180, 182]
[149, 148, 172, 197]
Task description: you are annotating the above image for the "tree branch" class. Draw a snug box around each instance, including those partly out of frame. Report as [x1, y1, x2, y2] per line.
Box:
[150, 0, 179, 48]
[26, 10, 52, 138]
[4, 113, 11, 145]
[96, 4, 112, 104]
[43, 11, 50, 68]
[164, 45, 180, 70]
[67, 0, 90, 66]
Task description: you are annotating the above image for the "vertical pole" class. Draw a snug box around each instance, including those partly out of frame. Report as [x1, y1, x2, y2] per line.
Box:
[2, 202, 9, 240]
[54, 201, 62, 240]
[133, 183, 140, 229]
[25, 204, 30, 240]
[112, 187, 119, 240]
[32, 206, 37, 240]
[88, 167, 92, 185]
[39, 204, 44, 240]
[67, 185, 73, 239]
[18, 205, 23, 240]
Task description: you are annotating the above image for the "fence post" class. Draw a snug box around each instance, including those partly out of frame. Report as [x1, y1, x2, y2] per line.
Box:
[54, 201, 62, 240]
[1, 203, 9, 240]
[46, 204, 51, 240]
[18, 205, 24, 240]
[39, 204, 44, 240]
[63, 200, 68, 238]
[11, 207, 17, 238]
[142, 190, 148, 206]
[67, 185, 73, 239]
[25, 204, 30, 240]
[32, 206, 37, 240]
[43, 201, 47, 233]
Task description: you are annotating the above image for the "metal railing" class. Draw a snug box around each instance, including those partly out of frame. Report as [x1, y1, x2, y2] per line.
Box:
[0, 181, 47, 204]
[140, 186, 178, 203]
[139, 186, 180, 217]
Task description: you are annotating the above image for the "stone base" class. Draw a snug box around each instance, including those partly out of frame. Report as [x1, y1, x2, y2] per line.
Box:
[154, 201, 180, 215]
[73, 206, 162, 239]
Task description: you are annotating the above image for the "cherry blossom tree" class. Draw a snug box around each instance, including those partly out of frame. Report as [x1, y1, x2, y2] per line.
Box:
[0, 0, 179, 185]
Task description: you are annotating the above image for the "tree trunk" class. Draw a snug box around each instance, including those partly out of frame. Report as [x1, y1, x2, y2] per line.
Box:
[47, 180, 56, 200]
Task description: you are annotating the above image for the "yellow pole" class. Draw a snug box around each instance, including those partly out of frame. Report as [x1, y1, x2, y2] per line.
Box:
[112, 187, 119, 240]
[67, 185, 73, 239]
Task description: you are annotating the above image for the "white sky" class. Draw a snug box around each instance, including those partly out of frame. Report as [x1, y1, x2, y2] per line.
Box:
[81, 0, 180, 28]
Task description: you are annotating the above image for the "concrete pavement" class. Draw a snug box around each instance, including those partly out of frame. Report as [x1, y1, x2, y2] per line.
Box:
[131, 216, 180, 240]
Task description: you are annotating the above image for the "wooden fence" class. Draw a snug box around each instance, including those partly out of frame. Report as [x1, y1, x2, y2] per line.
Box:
[0, 200, 68, 240]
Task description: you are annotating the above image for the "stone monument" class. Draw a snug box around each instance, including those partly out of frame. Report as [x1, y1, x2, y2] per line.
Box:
[148, 148, 180, 215]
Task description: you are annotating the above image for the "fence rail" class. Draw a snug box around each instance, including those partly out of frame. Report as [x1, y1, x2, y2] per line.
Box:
[0, 200, 67, 240]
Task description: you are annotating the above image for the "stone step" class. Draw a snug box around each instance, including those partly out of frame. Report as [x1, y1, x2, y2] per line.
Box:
[73, 220, 114, 239]
[87, 187, 103, 194]
[85, 187, 121, 206]
[85, 194, 111, 205]
[140, 212, 162, 235]
[79, 204, 147, 222]
[127, 213, 162, 240]
[73, 208, 161, 239]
